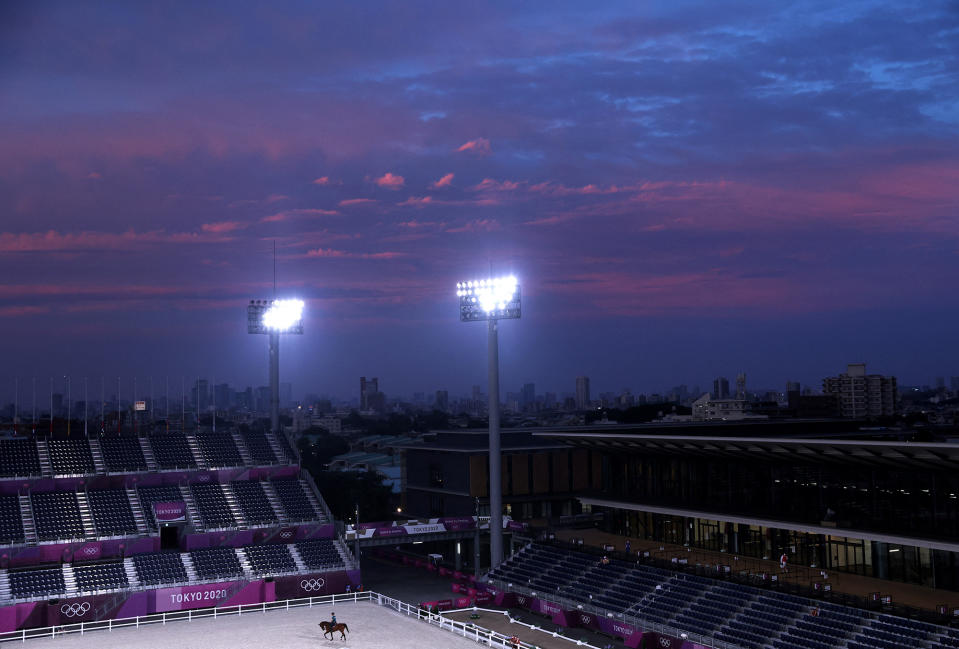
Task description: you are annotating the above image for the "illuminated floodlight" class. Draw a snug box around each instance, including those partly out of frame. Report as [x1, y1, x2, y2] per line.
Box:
[457, 275, 520, 321]
[247, 299, 304, 334]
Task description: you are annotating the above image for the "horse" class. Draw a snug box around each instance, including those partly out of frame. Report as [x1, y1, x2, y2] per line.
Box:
[318, 621, 350, 640]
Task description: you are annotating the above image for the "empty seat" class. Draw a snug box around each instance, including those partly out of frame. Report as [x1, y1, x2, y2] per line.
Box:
[47, 438, 95, 476]
[231, 481, 278, 525]
[73, 562, 129, 593]
[243, 543, 296, 576]
[271, 479, 320, 522]
[190, 546, 244, 581]
[194, 432, 243, 468]
[87, 489, 138, 537]
[295, 539, 344, 571]
[190, 483, 237, 529]
[0, 439, 41, 477]
[99, 436, 147, 472]
[31, 491, 85, 541]
[241, 431, 279, 465]
[148, 433, 197, 470]
[132, 552, 187, 586]
[0, 494, 25, 545]
[9, 567, 66, 600]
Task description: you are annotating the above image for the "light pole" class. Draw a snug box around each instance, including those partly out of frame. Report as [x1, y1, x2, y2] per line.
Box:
[247, 299, 304, 434]
[456, 275, 521, 570]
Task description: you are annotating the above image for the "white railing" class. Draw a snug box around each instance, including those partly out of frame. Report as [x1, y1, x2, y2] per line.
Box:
[441, 606, 604, 649]
[0, 590, 562, 648]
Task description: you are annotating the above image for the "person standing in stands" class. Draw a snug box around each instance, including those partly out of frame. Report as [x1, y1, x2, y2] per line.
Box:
[625, 539, 631, 555]
[780, 552, 789, 573]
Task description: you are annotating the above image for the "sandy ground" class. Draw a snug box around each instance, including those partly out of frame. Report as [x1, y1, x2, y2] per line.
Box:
[19, 601, 488, 649]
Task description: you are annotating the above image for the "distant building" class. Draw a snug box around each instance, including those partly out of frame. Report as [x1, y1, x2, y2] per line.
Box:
[712, 377, 730, 399]
[280, 382, 293, 407]
[822, 363, 897, 418]
[952, 376, 959, 392]
[575, 376, 590, 410]
[691, 393, 767, 421]
[360, 377, 379, 411]
[520, 383, 535, 411]
[435, 390, 449, 412]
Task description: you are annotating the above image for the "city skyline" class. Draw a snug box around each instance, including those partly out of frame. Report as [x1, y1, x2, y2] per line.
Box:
[1, 2, 957, 399]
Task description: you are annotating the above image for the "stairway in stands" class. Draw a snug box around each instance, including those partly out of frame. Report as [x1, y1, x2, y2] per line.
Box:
[178, 485, 203, 531]
[138, 438, 158, 471]
[123, 558, 140, 589]
[126, 487, 150, 534]
[61, 564, 78, 599]
[186, 435, 207, 470]
[265, 432, 288, 463]
[220, 483, 247, 529]
[35, 440, 52, 478]
[232, 432, 253, 466]
[235, 548, 253, 578]
[19, 494, 37, 544]
[261, 481, 289, 524]
[75, 491, 98, 540]
[88, 438, 106, 474]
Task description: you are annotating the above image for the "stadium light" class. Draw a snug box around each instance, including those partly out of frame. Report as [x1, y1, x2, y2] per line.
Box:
[247, 298, 304, 433]
[456, 274, 521, 571]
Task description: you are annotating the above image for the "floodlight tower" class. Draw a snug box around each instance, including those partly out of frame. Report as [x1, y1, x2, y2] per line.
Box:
[456, 275, 521, 570]
[247, 299, 304, 434]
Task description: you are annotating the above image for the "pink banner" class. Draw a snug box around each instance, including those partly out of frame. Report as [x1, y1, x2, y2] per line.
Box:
[153, 501, 186, 523]
[155, 581, 241, 612]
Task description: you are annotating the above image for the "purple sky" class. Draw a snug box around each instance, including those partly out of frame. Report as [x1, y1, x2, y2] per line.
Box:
[1, 1, 958, 401]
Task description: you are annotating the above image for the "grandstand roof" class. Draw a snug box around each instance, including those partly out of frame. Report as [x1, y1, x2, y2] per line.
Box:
[533, 431, 959, 470]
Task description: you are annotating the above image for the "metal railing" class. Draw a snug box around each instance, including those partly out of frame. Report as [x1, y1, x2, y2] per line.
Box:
[441, 606, 605, 649]
[0, 590, 542, 648]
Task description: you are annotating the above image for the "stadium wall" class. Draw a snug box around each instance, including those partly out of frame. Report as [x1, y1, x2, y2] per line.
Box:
[0, 568, 360, 633]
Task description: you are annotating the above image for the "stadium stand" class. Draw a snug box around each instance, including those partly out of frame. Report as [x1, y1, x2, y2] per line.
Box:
[87, 489, 138, 537]
[243, 543, 296, 576]
[30, 491, 85, 542]
[8, 566, 66, 600]
[230, 480, 278, 526]
[0, 439, 41, 478]
[73, 561, 129, 594]
[270, 478, 321, 522]
[491, 543, 959, 649]
[0, 494, 25, 545]
[189, 546, 244, 581]
[272, 432, 296, 463]
[137, 485, 186, 531]
[147, 432, 197, 470]
[132, 552, 188, 586]
[190, 483, 238, 530]
[240, 430, 279, 465]
[46, 438, 95, 476]
[98, 435, 148, 473]
[194, 431, 244, 469]
[294, 538, 345, 571]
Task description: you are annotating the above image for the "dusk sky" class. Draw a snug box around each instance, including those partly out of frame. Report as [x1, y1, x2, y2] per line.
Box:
[1, 1, 958, 401]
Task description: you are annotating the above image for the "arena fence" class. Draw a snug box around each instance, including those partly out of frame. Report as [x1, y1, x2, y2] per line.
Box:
[0, 590, 541, 648]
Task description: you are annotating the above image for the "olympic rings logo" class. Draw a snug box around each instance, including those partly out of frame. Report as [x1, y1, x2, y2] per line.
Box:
[60, 602, 91, 618]
[581, 615, 591, 625]
[279, 530, 294, 539]
[300, 578, 326, 591]
[81, 546, 99, 556]
[659, 638, 672, 648]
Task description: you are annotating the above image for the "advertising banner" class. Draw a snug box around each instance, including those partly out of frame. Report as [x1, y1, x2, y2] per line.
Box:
[155, 581, 239, 612]
[153, 501, 186, 523]
[74, 541, 102, 561]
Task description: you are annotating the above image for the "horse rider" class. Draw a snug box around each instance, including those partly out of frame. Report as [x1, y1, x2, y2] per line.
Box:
[330, 611, 337, 627]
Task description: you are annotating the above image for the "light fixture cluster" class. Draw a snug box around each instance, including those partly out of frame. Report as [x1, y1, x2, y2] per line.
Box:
[262, 299, 305, 331]
[457, 275, 521, 321]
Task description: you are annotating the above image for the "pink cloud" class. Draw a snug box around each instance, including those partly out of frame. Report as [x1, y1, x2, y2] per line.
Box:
[398, 196, 433, 207]
[0, 305, 51, 318]
[312, 176, 332, 185]
[338, 198, 378, 207]
[261, 208, 339, 223]
[397, 220, 443, 228]
[86, 172, 102, 180]
[446, 219, 501, 233]
[375, 172, 406, 189]
[265, 194, 289, 204]
[430, 173, 455, 189]
[201, 220, 245, 233]
[0, 229, 231, 252]
[472, 178, 522, 192]
[456, 138, 491, 155]
[305, 248, 405, 259]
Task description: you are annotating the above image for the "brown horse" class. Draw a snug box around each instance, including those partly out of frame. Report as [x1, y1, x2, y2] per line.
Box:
[318, 621, 350, 640]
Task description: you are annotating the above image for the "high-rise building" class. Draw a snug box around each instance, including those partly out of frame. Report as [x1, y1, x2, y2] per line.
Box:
[191, 379, 209, 412]
[822, 363, 897, 418]
[952, 376, 959, 392]
[735, 373, 746, 400]
[575, 376, 590, 410]
[713, 377, 730, 399]
[360, 377, 379, 410]
[520, 383, 535, 411]
[280, 382, 292, 407]
[435, 390, 449, 412]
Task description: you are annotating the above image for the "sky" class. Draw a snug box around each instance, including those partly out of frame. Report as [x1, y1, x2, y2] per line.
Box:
[1, 1, 958, 402]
